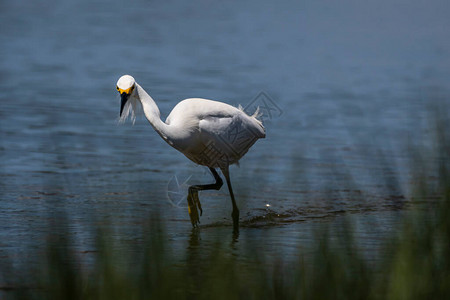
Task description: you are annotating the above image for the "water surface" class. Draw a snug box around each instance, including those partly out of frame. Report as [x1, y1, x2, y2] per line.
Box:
[1, 0, 449, 275]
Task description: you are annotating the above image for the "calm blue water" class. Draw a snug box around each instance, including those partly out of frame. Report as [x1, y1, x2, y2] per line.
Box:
[1, 0, 449, 278]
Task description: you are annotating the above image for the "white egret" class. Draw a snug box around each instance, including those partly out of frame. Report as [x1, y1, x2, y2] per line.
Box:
[116, 75, 265, 230]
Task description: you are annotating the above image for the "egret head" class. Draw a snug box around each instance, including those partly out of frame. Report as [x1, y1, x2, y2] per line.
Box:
[116, 75, 141, 123]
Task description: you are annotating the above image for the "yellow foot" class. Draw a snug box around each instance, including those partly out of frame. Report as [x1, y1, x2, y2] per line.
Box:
[187, 188, 202, 227]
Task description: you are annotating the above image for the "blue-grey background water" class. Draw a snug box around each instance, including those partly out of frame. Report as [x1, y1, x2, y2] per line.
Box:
[1, 0, 449, 276]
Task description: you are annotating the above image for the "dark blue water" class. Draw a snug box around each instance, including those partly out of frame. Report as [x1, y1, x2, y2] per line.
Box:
[1, 0, 449, 277]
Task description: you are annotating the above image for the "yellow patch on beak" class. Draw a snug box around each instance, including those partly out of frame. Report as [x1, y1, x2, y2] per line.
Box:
[117, 86, 134, 95]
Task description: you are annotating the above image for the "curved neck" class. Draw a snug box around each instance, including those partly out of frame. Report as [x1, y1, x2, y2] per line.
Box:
[136, 84, 172, 142]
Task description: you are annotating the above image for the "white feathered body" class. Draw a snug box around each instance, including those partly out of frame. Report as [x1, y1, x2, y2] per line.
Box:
[165, 98, 265, 168]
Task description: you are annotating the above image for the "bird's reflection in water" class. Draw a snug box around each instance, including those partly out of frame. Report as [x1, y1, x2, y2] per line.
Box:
[187, 226, 240, 256]
[188, 227, 201, 249]
[231, 230, 239, 247]
[185, 227, 202, 295]
[186, 228, 202, 273]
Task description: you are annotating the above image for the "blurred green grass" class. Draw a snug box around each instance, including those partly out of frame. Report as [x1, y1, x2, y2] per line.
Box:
[2, 119, 450, 300]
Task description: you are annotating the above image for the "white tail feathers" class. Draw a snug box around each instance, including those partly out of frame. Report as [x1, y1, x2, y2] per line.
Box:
[251, 106, 261, 119]
[238, 104, 262, 120]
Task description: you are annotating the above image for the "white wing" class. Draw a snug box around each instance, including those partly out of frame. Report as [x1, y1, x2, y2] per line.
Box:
[166, 98, 265, 167]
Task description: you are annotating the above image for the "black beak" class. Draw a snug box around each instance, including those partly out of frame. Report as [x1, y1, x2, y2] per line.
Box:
[120, 92, 129, 117]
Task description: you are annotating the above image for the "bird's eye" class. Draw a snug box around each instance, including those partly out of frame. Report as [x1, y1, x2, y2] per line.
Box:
[116, 86, 120, 91]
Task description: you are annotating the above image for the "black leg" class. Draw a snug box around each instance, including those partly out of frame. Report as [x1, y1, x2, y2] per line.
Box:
[187, 167, 223, 227]
[220, 166, 239, 232]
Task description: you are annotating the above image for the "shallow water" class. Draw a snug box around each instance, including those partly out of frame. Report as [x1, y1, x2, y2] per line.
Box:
[1, 0, 450, 277]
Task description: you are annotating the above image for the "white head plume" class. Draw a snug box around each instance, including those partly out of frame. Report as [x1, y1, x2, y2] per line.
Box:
[117, 75, 142, 124]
